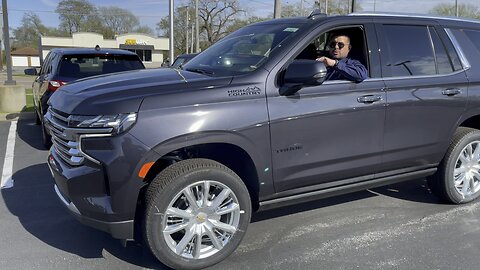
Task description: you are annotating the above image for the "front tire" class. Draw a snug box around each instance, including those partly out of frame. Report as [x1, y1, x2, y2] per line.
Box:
[144, 159, 251, 270]
[34, 104, 41, 125]
[41, 117, 52, 149]
[429, 127, 480, 204]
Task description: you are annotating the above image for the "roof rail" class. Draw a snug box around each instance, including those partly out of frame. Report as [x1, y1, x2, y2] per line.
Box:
[308, 9, 328, 20]
[348, 12, 480, 24]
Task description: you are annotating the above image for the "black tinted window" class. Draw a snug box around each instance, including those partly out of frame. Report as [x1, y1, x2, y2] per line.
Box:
[383, 25, 436, 77]
[429, 27, 454, 74]
[443, 29, 463, 71]
[41, 52, 53, 75]
[58, 54, 144, 79]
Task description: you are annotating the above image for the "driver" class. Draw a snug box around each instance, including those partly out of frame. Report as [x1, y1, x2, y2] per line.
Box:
[316, 34, 367, 82]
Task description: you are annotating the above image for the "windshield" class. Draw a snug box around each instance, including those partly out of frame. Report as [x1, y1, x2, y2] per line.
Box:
[183, 23, 304, 76]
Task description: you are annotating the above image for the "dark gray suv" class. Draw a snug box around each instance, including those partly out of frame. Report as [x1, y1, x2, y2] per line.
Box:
[46, 12, 480, 269]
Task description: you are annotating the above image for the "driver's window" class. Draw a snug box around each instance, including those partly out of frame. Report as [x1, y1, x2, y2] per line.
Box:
[295, 26, 370, 79]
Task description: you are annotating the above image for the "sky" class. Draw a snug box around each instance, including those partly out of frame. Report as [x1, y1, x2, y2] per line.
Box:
[4, 0, 480, 35]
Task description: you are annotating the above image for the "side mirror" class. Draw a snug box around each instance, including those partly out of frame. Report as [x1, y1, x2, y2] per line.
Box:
[24, 67, 38, 76]
[280, 60, 327, 96]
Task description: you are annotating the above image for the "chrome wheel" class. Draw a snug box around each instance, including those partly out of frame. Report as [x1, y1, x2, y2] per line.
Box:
[162, 180, 242, 259]
[454, 141, 480, 198]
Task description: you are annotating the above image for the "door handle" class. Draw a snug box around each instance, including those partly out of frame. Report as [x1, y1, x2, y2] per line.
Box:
[442, 88, 461, 96]
[357, 95, 382, 104]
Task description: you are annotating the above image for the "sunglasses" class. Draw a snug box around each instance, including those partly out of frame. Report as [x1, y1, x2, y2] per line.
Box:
[329, 41, 348, 49]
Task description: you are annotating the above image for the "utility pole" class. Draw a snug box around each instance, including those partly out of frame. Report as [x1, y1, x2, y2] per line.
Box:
[350, 0, 355, 13]
[195, 0, 199, 53]
[2, 0, 15, 85]
[169, 0, 174, 65]
[455, 0, 459, 17]
[300, 0, 304, 16]
[325, 0, 328, 15]
[0, 40, 3, 71]
[0, 16, 3, 71]
[185, 7, 189, 54]
[274, 0, 281, 19]
[191, 22, 194, 53]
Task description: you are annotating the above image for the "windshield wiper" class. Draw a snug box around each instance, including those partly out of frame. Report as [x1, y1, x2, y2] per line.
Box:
[185, 67, 215, 76]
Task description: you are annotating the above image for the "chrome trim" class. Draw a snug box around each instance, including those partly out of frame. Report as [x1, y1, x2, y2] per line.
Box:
[349, 12, 480, 25]
[54, 184, 80, 215]
[48, 116, 112, 139]
[46, 109, 113, 166]
[320, 68, 466, 85]
[445, 28, 471, 70]
[78, 133, 113, 165]
[381, 69, 467, 82]
[48, 108, 68, 123]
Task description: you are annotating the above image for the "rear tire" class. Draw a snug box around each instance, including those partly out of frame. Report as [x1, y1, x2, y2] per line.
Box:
[144, 158, 251, 270]
[428, 127, 480, 204]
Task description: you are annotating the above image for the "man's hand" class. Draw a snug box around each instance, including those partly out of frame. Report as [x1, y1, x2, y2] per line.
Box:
[316, 56, 337, 67]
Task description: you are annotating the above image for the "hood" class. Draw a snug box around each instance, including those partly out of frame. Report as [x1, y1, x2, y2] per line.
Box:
[48, 68, 232, 115]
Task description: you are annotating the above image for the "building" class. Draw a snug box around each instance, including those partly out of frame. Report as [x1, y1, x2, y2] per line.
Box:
[12, 47, 40, 67]
[40, 32, 169, 68]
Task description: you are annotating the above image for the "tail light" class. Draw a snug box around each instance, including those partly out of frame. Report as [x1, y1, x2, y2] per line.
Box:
[48, 80, 66, 91]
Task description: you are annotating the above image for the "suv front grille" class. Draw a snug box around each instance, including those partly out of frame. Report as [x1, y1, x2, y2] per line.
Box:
[46, 108, 112, 166]
[47, 108, 84, 166]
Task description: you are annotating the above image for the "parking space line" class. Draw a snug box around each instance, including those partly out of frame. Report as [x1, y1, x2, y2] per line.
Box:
[1, 120, 17, 189]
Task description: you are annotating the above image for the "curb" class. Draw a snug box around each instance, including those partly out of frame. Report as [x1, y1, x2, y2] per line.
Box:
[0, 112, 35, 121]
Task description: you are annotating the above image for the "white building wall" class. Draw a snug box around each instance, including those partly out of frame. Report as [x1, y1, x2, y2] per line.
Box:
[41, 32, 169, 68]
[31, 57, 40, 66]
[12, 56, 28, 66]
[12, 56, 40, 67]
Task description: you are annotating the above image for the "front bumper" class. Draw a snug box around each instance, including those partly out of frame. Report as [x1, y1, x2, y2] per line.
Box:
[48, 146, 136, 240]
[53, 184, 134, 239]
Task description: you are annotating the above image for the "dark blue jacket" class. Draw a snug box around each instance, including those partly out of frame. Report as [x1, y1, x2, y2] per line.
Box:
[326, 57, 368, 82]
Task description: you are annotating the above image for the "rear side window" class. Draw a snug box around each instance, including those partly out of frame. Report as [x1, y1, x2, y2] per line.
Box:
[429, 26, 455, 74]
[57, 54, 144, 79]
[41, 52, 53, 75]
[442, 29, 463, 71]
[382, 24, 436, 77]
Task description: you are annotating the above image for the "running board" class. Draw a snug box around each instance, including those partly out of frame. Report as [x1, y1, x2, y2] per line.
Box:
[258, 168, 437, 211]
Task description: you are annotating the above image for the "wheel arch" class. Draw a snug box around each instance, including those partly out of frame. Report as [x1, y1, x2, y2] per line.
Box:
[459, 114, 480, 130]
[133, 131, 267, 240]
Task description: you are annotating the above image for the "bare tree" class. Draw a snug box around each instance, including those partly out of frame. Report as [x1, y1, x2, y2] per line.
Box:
[134, 25, 155, 36]
[430, 3, 480, 19]
[12, 12, 63, 49]
[226, 16, 268, 33]
[98, 6, 140, 38]
[157, 6, 195, 55]
[157, 0, 244, 54]
[315, 0, 351, 15]
[198, 0, 245, 45]
[56, 0, 99, 35]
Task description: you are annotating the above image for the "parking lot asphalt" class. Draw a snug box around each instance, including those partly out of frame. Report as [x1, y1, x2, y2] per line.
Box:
[1, 115, 480, 270]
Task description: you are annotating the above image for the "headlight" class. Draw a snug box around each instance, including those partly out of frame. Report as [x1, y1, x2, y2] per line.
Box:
[68, 113, 137, 134]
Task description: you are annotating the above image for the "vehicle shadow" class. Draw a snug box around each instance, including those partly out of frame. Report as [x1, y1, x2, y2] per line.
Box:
[369, 178, 442, 204]
[1, 163, 170, 270]
[14, 112, 46, 151]
[252, 178, 441, 222]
